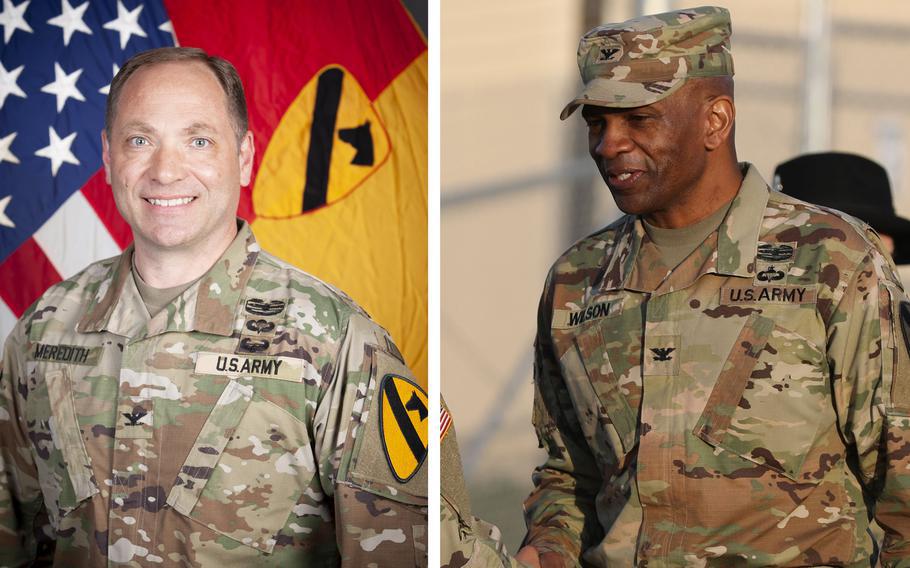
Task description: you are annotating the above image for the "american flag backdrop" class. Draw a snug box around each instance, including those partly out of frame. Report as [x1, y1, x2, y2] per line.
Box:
[0, 0, 174, 343]
[0, 0, 428, 381]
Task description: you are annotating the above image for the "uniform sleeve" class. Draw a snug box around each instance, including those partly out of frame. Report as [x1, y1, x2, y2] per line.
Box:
[522, 274, 606, 566]
[439, 400, 521, 568]
[826, 249, 910, 565]
[0, 321, 54, 566]
[313, 311, 428, 567]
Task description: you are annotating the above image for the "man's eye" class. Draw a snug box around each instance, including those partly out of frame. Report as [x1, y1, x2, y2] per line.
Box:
[191, 138, 211, 149]
[129, 136, 148, 147]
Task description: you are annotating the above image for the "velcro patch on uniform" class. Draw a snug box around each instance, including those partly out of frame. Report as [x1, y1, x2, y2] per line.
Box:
[756, 242, 795, 262]
[552, 300, 619, 329]
[243, 318, 277, 335]
[244, 298, 286, 317]
[643, 335, 680, 377]
[380, 374, 428, 483]
[754, 262, 787, 283]
[721, 285, 816, 305]
[31, 343, 100, 365]
[237, 336, 271, 354]
[194, 352, 305, 382]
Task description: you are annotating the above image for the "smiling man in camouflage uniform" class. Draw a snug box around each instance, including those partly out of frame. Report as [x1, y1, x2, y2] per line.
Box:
[0, 47, 428, 566]
[517, 7, 910, 567]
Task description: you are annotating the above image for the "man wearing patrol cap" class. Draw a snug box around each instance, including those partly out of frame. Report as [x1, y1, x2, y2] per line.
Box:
[519, 6, 910, 567]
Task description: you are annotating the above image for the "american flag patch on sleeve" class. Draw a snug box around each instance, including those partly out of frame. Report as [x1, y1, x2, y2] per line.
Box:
[440, 405, 452, 441]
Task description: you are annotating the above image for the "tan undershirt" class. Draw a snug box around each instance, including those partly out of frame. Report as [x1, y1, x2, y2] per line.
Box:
[642, 199, 734, 269]
[131, 260, 199, 318]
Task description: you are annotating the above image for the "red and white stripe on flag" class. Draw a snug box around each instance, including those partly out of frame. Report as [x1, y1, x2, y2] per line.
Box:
[0, 188, 123, 343]
[0, 1, 174, 345]
[440, 405, 453, 442]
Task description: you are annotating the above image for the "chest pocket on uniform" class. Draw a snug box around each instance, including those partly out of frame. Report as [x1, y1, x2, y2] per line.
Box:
[27, 367, 99, 526]
[694, 312, 829, 480]
[166, 379, 316, 554]
[561, 322, 638, 465]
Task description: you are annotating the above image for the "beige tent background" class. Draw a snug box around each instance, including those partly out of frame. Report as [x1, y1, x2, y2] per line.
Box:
[442, 0, 910, 550]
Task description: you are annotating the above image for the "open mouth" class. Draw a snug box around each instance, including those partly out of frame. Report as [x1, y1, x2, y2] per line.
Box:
[606, 169, 644, 188]
[144, 197, 196, 207]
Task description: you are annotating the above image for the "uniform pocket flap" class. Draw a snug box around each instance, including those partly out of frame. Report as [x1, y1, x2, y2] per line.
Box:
[346, 348, 428, 505]
[572, 323, 637, 455]
[694, 313, 827, 481]
[44, 368, 99, 510]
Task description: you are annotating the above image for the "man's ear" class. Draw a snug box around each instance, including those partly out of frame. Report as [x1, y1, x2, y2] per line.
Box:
[704, 96, 735, 151]
[101, 130, 112, 184]
[238, 131, 254, 187]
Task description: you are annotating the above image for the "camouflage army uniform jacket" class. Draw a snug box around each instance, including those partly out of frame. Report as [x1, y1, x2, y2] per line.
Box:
[524, 165, 910, 567]
[0, 222, 428, 567]
[439, 401, 520, 568]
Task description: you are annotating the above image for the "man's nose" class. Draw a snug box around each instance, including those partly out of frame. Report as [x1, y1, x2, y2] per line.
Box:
[593, 122, 634, 160]
[149, 143, 187, 185]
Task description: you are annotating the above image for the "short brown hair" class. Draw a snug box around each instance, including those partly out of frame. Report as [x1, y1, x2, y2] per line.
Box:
[105, 47, 249, 142]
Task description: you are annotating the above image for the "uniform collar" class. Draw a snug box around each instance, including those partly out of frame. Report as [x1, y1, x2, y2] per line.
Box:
[715, 163, 769, 277]
[598, 163, 769, 292]
[77, 220, 260, 338]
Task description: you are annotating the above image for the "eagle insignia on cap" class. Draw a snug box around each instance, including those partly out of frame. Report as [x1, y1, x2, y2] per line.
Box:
[595, 45, 623, 63]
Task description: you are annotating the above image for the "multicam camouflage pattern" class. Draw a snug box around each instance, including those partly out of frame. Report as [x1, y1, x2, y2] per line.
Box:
[524, 165, 910, 566]
[560, 6, 734, 119]
[0, 221, 428, 567]
[439, 405, 521, 568]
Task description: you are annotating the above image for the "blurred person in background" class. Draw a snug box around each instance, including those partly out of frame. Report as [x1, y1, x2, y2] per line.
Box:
[516, 6, 910, 567]
[775, 151, 910, 288]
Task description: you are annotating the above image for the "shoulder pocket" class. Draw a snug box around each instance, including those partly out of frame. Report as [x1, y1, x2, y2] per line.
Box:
[694, 313, 829, 480]
[27, 367, 99, 526]
[882, 281, 910, 413]
[342, 347, 428, 567]
[166, 379, 316, 554]
[346, 348, 428, 502]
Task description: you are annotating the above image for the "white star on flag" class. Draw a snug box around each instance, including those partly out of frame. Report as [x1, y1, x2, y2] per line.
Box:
[0, 195, 14, 228]
[0, 61, 25, 110]
[47, 0, 92, 46]
[41, 62, 85, 112]
[158, 19, 177, 46]
[0, 0, 32, 44]
[34, 126, 79, 176]
[103, 0, 145, 50]
[98, 62, 119, 95]
[0, 132, 19, 164]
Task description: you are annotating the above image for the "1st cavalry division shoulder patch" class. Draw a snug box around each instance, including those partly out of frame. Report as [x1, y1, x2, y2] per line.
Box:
[379, 374, 428, 483]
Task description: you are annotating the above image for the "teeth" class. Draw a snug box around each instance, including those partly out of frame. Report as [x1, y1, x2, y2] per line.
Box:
[147, 197, 194, 207]
[617, 172, 632, 181]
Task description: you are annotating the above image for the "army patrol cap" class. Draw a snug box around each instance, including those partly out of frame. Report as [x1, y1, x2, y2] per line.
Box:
[561, 5, 734, 119]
